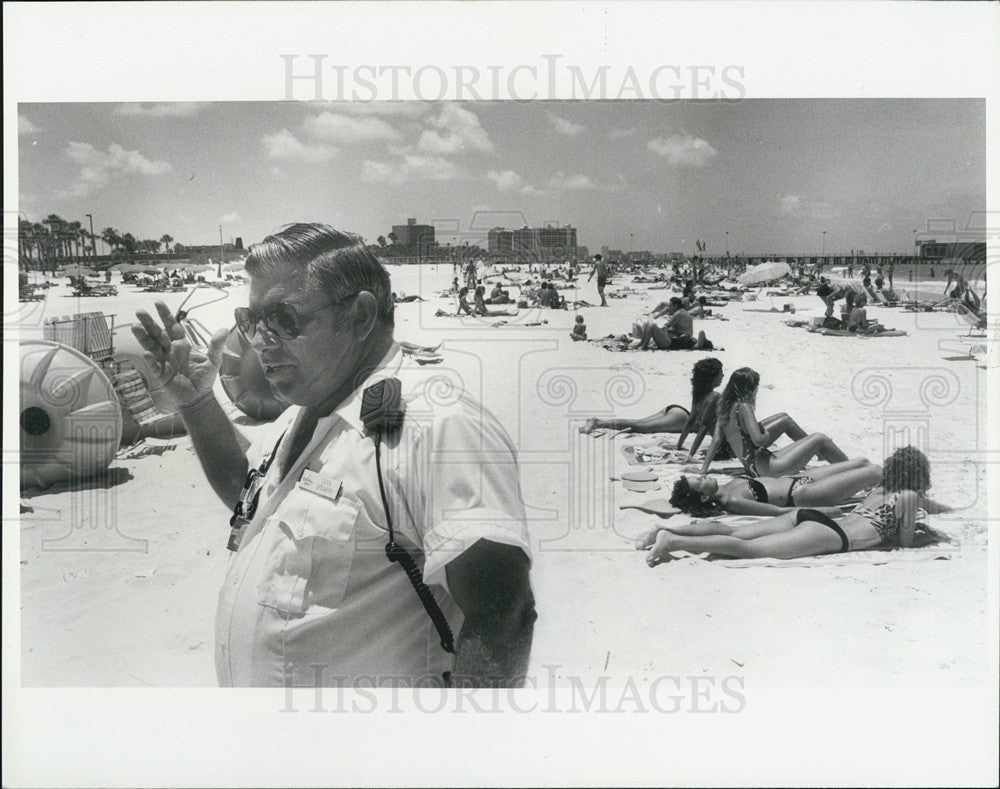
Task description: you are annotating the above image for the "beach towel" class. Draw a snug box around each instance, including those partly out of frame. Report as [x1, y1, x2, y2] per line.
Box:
[662, 542, 957, 568]
[635, 512, 957, 567]
[589, 335, 723, 353]
[807, 327, 908, 338]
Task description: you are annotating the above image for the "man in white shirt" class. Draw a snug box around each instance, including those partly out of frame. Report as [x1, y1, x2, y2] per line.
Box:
[133, 223, 535, 687]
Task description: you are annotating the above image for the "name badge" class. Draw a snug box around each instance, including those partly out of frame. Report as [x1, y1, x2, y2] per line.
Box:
[298, 469, 343, 502]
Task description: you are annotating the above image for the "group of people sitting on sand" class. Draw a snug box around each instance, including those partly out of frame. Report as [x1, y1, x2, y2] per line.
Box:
[630, 296, 715, 350]
[813, 278, 905, 334]
[581, 359, 954, 565]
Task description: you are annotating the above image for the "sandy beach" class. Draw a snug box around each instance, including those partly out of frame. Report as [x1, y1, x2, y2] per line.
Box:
[17, 264, 992, 689]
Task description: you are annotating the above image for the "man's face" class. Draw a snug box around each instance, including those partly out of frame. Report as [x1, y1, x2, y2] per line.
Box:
[247, 269, 361, 409]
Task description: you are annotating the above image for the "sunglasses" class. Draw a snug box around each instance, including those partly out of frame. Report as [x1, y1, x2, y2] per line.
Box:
[234, 296, 355, 341]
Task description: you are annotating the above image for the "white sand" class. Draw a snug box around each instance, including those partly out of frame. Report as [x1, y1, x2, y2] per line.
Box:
[17, 267, 992, 688]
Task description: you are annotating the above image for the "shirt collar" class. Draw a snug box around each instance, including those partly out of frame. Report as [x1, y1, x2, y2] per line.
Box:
[329, 341, 404, 435]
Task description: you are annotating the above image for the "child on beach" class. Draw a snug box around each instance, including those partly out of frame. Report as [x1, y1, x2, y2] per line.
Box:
[570, 314, 587, 341]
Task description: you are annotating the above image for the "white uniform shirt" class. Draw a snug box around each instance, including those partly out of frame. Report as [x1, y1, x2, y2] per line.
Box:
[215, 344, 531, 687]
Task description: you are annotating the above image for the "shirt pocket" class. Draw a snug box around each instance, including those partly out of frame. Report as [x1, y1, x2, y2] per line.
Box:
[254, 486, 361, 616]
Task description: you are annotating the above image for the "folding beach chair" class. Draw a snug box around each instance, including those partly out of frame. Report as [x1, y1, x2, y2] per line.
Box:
[43, 312, 115, 363]
[108, 360, 184, 438]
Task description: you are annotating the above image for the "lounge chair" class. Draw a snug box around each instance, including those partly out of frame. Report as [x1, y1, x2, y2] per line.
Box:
[19, 283, 44, 302]
[108, 361, 186, 441]
[43, 312, 115, 362]
[71, 280, 117, 297]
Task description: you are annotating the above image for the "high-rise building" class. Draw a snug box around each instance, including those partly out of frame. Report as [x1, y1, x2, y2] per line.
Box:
[488, 227, 514, 254]
[487, 224, 580, 258]
[390, 218, 436, 256]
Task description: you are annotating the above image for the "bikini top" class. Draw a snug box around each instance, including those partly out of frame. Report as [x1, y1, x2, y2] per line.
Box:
[854, 492, 929, 544]
[741, 476, 768, 503]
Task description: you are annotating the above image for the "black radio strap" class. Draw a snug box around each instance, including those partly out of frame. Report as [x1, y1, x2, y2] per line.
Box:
[373, 435, 455, 655]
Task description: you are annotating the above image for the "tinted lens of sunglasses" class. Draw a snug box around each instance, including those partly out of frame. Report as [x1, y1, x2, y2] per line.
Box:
[269, 303, 302, 339]
[234, 307, 256, 339]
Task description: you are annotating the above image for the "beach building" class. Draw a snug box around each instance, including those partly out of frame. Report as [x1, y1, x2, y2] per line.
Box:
[390, 218, 436, 257]
[916, 238, 986, 263]
[488, 224, 579, 260]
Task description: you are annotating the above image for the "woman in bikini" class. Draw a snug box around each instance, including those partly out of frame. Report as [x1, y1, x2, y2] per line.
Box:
[579, 358, 731, 454]
[473, 285, 518, 317]
[669, 457, 881, 517]
[698, 367, 849, 478]
[639, 446, 951, 565]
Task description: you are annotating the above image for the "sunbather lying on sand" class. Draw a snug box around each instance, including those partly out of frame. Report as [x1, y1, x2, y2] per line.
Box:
[579, 358, 724, 443]
[638, 447, 952, 565]
[699, 367, 849, 477]
[670, 458, 881, 517]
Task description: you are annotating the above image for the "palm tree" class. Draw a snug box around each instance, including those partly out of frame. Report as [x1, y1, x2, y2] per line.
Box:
[42, 214, 67, 259]
[160, 234, 173, 254]
[18, 218, 38, 269]
[120, 233, 138, 261]
[102, 227, 122, 255]
[68, 220, 83, 261]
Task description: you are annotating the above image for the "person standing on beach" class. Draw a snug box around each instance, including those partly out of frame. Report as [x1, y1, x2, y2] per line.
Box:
[588, 254, 609, 306]
[132, 223, 535, 688]
[815, 276, 844, 318]
[465, 258, 478, 292]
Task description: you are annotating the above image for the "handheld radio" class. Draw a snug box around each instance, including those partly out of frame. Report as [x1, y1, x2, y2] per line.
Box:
[361, 378, 455, 657]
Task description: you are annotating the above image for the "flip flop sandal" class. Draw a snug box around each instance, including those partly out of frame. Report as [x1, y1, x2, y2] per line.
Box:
[617, 470, 657, 482]
[618, 499, 679, 518]
[622, 479, 662, 493]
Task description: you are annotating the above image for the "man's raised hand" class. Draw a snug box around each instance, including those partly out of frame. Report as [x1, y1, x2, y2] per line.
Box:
[132, 301, 229, 406]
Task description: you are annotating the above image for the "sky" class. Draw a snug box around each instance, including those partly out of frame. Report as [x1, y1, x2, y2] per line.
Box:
[17, 99, 985, 257]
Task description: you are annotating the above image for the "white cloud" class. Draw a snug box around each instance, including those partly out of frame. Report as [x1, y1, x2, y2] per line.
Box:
[361, 154, 458, 184]
[779, 194, 841, 220]
[333, 102, 433, 119]
[547, 111, 585, 136]
[60, 141, 172, 198]
[780, 195, 802, 214]
[263, 129, 337, 162]
[486, 169, 542, 195]
[19, 115, 40, 135]
[302, 111, 401, 144]
[219, 211, 241, 225]
[610, 127, 637, 139]
[418, 105, 494, 154]
[115, 102, 204, 118]
[647, 135, 718, 167]
[549, 171, 600, 191]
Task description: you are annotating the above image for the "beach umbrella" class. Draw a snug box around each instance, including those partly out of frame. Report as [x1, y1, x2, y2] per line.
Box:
[134, 265, 164, 275]
[180, 264, 213, 274]
[737, 261, 792, 286]
[109, 263, 135, 272]
[58, 264, 98, 278]
[222, 261, 246, 272]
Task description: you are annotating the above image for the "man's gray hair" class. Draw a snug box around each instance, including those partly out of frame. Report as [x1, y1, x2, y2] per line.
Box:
[245, 223, 394, 324]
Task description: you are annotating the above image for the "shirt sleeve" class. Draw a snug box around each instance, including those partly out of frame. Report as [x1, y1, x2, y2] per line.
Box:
[408, 398, 531, 590]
